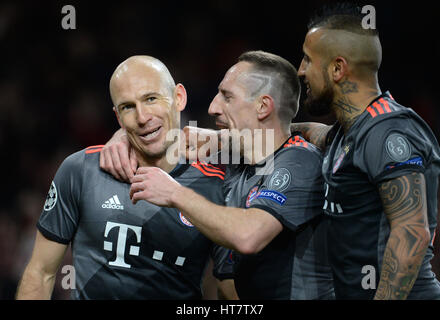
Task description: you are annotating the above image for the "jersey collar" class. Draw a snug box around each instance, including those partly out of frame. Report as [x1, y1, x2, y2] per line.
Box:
[326, 91, 394, 145]
[366, 91, 393, 107]
[251, 134, 300, 168]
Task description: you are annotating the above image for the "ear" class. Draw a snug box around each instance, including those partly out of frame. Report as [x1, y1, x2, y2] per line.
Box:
[332, 56, 348, 83]
[256, 95, 275, 121]
[174, 83, 187, 112]
[113, 107, 124, 128]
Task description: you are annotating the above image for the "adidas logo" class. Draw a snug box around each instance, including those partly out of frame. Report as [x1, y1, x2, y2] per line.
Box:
[102, 195, 124, 210]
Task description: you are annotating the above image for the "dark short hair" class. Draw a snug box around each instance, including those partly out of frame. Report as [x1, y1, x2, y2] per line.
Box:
[308, 2, 379, 36]
[238, 50, 301, 126]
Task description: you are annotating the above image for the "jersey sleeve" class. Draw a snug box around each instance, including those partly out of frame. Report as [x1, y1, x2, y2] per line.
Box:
[249, 146, 325, 232]
[357, 117, 429, 184]
[37, 150, 84, 244]
[211, 245, 234, 280]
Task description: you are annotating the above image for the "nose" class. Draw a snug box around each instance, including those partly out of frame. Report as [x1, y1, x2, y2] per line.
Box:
[135, 104, 153, 126]
[208, 94, 222, 117]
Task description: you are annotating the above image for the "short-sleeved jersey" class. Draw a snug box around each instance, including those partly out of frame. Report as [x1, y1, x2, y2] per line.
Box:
[223, 135, 334, 299]
[37, 147, 227, 299]
[323, 92, 440, 299]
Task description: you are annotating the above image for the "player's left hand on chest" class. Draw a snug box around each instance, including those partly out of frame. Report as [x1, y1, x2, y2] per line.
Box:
[129, 167, 180, 207]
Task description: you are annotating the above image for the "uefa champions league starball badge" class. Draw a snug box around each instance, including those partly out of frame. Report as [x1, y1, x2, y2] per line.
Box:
[44, 181, 58, 211]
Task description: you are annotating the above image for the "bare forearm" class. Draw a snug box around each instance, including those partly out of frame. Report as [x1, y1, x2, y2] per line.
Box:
[374, 228, 429, 300]
[130, 168, 281, 254]
[290, 122, 330, 150]
[16, 268, 55, 300]
[170, 186, 282, 255]
[375, 172, 430, 299]
[171, 186, 249, 251]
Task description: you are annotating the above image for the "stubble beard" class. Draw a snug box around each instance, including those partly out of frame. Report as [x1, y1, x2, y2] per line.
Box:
[303, 73, 334, 117]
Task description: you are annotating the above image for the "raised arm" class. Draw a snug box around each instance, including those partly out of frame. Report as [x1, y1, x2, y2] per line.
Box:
[290, 122, 331, 151]
[374, 172, 431, 299]
[16, 231, 68, 299]
[100, 127, 227, 182]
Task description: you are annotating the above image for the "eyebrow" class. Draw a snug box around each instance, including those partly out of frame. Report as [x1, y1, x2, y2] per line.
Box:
[219, 88, 233, 96]
[140, 91, 162, 100]
[117, 91, 162, 108]
[117, 101, 134, 109]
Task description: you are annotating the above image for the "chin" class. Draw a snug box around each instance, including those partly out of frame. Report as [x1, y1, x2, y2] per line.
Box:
[305, 101, 332, 117]
[304, 89, 334, 117]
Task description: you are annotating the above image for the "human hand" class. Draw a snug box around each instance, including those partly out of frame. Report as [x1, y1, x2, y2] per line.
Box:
[100, 128, 138, 182]
[129, 167, 182, 207]
[183, 126, 221, 161]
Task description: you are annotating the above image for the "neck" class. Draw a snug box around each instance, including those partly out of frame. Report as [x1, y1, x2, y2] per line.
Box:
[332, 79, 381, 134]
[136, 151, 178, 173]
[244, 125, 289, 165]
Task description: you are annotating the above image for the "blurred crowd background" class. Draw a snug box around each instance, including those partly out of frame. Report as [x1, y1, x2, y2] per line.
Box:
[1, 0, 439, 299]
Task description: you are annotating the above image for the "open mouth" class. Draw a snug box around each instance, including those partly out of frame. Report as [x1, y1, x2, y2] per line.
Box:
[215, 122, 229, 130]
[139, 126, 162, 142]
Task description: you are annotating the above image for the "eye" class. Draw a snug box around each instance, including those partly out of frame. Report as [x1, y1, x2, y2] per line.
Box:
[120, 104, 134, 112]
[146, 96, 157, 103]
[222, 93, 232, 103]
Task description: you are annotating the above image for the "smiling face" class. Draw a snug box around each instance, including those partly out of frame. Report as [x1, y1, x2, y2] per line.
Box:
[110, 57, 185, 161]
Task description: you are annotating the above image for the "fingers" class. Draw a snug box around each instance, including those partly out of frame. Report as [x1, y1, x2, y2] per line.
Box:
[114, 143, 135, 183]
[129, 173, 151, 204]
[100, 148, 123, 181]
[107, 144, 128, 182]
[129, 181, 145, 204]
[129, 169, 152, 203]
[100, 143, 135, 183]
[129, 148, 138, 175]
[99, 129, 135, 182]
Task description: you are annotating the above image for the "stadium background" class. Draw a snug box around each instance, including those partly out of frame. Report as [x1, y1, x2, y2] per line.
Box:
[1, 0, 439, 299]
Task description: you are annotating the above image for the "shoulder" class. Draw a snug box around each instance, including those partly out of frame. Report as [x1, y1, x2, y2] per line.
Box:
[261, 135, 323, 181]
[357, 94, 428, 142]
[58, 145, 103, 176]
[187, 160, 226, 182]
[277, 134, 323, 163]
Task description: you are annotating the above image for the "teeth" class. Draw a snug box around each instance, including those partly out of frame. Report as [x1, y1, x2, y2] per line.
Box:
[142, 128, 160, 139]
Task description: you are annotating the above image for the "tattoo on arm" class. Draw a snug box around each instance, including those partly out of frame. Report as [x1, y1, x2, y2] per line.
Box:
[290, 123, 331, 151]
[375, 172, 430, 299]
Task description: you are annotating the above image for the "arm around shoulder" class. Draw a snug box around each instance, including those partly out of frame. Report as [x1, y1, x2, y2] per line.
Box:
[290, 122, 331, 151]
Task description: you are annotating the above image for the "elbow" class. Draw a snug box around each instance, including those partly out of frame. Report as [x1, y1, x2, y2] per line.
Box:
[233, 232, 265, 255]
[234, 241, 260, 256]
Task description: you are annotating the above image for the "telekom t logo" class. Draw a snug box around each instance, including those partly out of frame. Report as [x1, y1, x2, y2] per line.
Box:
[103, 221, 142, 268]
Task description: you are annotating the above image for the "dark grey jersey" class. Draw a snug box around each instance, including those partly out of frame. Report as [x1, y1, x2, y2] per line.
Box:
[38, 147, 227, 299]
[323, 92, 440, 299]
[223, 135, 334, 300]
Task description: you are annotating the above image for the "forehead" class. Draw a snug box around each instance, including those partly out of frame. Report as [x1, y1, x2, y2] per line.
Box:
[219, 61, 253, 90]
[111, 65, 169, 101]
[303, 27, 325, 52]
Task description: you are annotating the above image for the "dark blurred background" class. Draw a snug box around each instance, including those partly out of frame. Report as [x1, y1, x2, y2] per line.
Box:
[0, 0, 439, 299]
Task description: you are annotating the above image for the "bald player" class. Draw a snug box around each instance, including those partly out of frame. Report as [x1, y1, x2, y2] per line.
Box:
[16, 56, 230, 299]
[292, 4, 440, 299]
[115, 51, 334, 299]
